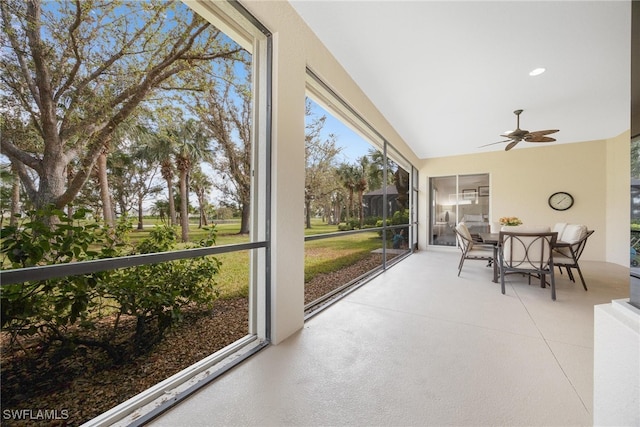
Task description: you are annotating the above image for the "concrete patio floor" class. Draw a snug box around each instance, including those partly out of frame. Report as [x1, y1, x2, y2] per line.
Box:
[150, 248, 630, 426]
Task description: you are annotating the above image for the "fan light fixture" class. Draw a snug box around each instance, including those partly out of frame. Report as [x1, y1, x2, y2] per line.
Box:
[529, 67, 546, 76]
[479, 109, 559, 151]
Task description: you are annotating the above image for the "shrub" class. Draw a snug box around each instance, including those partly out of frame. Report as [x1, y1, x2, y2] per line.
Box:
[338, 218, 360, 231]
[0, 208, 221, 363]
[347, 217, 360, 230]
[110, 225, 220, 353]
[338, 223, 351, 231]
[363, 216, 380, 227]
[391, 209, 409, 225]
[1, 207, 122, 343]
[374, 209, 409, 238]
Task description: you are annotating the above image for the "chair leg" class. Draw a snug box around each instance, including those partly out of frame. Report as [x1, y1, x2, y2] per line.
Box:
[550, 269, 556, 301]
[574, 265, 588, 291]
[566, 267, 576, 282]
[500, 266, 506, 295]
[458, 256, 464, 276]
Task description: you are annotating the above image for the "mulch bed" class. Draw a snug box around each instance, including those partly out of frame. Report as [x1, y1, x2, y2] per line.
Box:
[1, 253, 398, 426]
[304, 253, 389, 306]
[1, 298, 249, 426]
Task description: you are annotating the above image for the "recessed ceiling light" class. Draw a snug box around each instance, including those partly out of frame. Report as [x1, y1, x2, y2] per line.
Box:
[529, 67, 546, 76]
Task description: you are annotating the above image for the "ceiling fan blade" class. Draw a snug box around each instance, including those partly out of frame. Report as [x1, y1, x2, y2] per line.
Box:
[478, 139, 513, 148]
[505, 140, 520, 151]
[528, 129, 559, 137]
[486, 110, 559, 152]
[525, 135, 556, 143]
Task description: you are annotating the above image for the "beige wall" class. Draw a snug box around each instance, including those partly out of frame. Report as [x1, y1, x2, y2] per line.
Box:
[419, 132, 630, 266]
[606, 131, 631, 266]
[223, 1, 630, 344]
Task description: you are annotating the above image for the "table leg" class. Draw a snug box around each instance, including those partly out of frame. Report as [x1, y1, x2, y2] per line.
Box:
[492, 245, 498, 283]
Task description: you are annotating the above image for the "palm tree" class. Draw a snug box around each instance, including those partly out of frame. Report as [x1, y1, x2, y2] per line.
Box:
[151, 200, 170, 224]
[354, 156, 370, 228]
[169, 119, 212, 242]
[96, 108, 154, 228]
[141, 130, 178, 227]
[367, 148, 409, 210]
[190, 166, 213, 228]
[366, 148, 392, 191]
[336, 163, 358, 221]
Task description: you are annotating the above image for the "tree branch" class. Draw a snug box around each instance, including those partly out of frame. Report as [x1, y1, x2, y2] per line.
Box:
[54, 0, 83, 104]
[57, 136, 106, 207]
[0, 139, 42, 173]
[24, 0, 63, 163]
[10, 160, 37, 202]
[0, 1, 40, 107]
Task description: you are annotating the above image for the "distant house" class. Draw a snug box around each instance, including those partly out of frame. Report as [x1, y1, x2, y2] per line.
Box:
[363, 185, 402, 218]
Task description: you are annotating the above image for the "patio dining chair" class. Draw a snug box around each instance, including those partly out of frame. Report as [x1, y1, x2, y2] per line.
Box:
[454, 223, 494, 276]
[499, 230, 558, 300]
[553, 227, 595, 291]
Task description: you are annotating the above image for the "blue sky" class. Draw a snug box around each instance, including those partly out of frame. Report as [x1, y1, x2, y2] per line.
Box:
[307, 99, 378, 165]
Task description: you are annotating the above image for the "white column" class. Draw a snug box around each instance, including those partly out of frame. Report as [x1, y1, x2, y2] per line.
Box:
[593, 299, 640, 425]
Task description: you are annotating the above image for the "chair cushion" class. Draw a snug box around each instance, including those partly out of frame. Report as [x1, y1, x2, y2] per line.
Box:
[456, 223, 474, 249]
[468, 246, 494, 256]
[553, 222, 568, 237]
[560, 224, 587, 244]
[552, 254, 573, 265]
[555, 224, 588, 257]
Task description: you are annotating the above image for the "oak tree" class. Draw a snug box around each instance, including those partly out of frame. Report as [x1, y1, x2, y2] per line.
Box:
[0, 0, 242, 223]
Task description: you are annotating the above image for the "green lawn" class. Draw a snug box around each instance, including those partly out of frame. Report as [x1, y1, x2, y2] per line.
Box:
[2, 217, 381, 299]
[304, 231, 381, 282]
[193, 217, 381, 296]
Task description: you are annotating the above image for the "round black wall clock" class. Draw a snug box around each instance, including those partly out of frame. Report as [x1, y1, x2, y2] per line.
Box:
[548, 192, 574, 211]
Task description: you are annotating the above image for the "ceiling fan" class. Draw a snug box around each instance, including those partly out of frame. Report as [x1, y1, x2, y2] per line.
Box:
[480, 109, 559, 151]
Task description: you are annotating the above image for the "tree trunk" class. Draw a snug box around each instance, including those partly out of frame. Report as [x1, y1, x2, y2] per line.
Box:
[29, 151, 69, 227]
[347, 189, 354, 220]
[9, 164, 21, 226]
[197, 191, 207, 228]
[305, 199, 312, 229]
[239, 202, 250, 234]
[333, 200, 342, 225]
[137, 195, 144, 230]
[97, 152, 115, 228]
[165, 180, 175, 226]
[179, 168, 189, 242]
[358, 190, 364, 228]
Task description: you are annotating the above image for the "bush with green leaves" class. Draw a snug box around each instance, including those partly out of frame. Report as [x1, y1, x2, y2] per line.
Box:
[1, 208, 123, 341]
[363, 216, 380, 227]
[110, 225, 221, 353]
[0, 208, 221, 363]
[337, 217, 357, 231]
[374, 209, 409, 238]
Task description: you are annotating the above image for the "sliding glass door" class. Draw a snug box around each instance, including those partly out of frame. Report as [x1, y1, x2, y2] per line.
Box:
[429, 174, 490, 246]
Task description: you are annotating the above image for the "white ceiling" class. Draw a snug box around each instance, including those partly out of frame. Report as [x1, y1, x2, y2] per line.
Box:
[289, 1, 631, 159]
